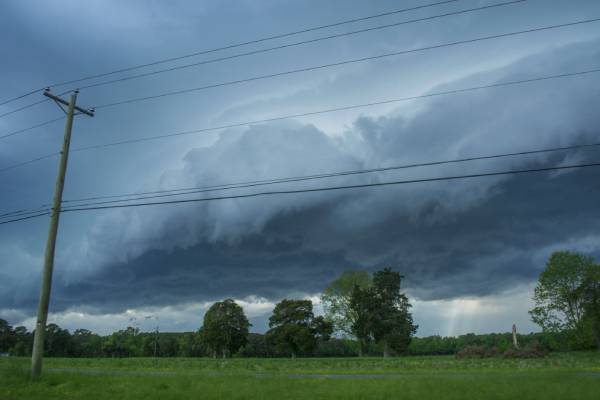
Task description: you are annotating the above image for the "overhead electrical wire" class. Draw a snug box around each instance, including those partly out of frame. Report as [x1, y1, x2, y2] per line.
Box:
[77, 0, 526, 91]
[0, 0, 523, 120]
[0, 117, 64, 140]
[0, 88, 43, 107]
[0, 0, 462, 107]
[3, 141, 600, 222]
[1, 67, 599, 174]
[0, 212, 51, 225]
[93, 17, 600, 110]
[2, 162, 599, 225]
[55, 162, 600, 214]
[0, 99, 50, 119]
[0, 153, 60, 173]
[49, 0, 463, 88]
[57, 142, 600, 209]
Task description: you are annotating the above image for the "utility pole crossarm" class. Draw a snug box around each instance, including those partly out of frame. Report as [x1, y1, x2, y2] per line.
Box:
[44, 89, 95, 117]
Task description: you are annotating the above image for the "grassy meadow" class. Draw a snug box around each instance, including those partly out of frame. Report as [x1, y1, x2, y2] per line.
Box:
[1, 352, 599, 399]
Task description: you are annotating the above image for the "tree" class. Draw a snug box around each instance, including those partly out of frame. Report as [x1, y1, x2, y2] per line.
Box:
[0, 319, 15, 353]
[176, 332, 205, 357]
[266, 299, 332, 358]
[71, 329, 103, 357]
[201, 299, 251, 358]
[581, 263, 600, 350]
[10, 326, 32, 356]
[349, 284, 375, 356]
[529, 251, 595, 348]
[321, 270, 371, 343]
[44, 323, 73, 357]
[102, 327, 141, 357]
[349, 268, 417, 357]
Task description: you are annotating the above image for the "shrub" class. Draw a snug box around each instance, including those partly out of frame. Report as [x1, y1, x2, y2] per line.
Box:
[456, 345, 498, 358]
[503, 343, 548, 359]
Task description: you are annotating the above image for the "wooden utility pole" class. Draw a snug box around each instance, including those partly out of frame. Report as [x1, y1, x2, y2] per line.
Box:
[512, 324, 519, 349]
[31, 89, 94, 379]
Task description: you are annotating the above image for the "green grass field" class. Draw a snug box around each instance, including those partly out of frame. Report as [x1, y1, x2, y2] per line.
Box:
[2, 352, 599, 399]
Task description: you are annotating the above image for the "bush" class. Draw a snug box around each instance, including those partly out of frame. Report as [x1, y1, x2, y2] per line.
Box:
[503, 344, 548, 359]
[456, 345, 498, 358]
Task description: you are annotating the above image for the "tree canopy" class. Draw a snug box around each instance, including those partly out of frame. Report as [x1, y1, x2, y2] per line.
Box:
[201, 299, 251, 358]
[350, 268, 417, 357]
[321, 270, 372, 338]
[529, 251, 600, 349]
[266, 299, 332, 358]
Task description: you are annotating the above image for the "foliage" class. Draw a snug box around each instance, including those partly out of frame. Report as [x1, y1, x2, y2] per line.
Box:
[581, 263, 600, 349]
[529, 251, 599, 349]
[502, 344, 548, 359]
[44, 323, 75, 357]
[201, 299, 251, 358]
[321, 270, 371, 337]
[456, 343, 547, 359]
[0, 319, 15, 353]
[266, 299, 333, 358]
[102, 327, 142, 357]
[456, 345, 498, 358]
[350, 268, 417, 356]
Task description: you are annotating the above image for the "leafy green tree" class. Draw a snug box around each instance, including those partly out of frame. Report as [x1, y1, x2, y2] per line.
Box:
[349, 284, 375, 356]
[102, 327, 141, 357]
[266, 299, 332, 358]
[350, 268, 417, 357]
[176, 332, 205, 357]
[44, 323, 74, 357]
[0, 319, 15, 353]
[581, 263, 600, 349]
[201, 299, 251, 358]
[72, 329, 103, 357]
[529, 251, 595, 348]
[9, 326, 31, 356]
[321, 270, 371, 340]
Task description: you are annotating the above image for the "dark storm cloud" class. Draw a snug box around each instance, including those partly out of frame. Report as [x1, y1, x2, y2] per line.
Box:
[5, 38, 593, 314]
[3, 9, 600, 321]
[39, 160, 597, 315]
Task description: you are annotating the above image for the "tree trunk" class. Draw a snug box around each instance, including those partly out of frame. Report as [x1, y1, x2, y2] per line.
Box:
[595, 330, 600, 351]
[383, 341, 390, 358]
[222, 349, 227, 359]
[291, 351, 296, 359]
[357, 340, 364, 357]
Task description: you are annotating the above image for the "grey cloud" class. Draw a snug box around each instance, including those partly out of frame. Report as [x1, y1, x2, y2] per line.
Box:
[4, 38, 600, 318]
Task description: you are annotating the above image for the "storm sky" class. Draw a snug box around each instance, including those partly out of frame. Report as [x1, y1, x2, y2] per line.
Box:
[1, 0, 600, 336]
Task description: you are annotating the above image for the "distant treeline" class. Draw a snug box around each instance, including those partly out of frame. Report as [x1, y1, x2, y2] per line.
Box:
[2, 252, 599, 358]
[0, 319, 592, 358]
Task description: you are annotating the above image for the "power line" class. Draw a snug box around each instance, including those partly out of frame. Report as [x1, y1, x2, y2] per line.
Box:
[72, 68, 600, 148]
[0, 0, 462, 108]
[59, 142, 600, 209]
[78, 1, 525, 91]
[0, 99, 50, 119]
[2, 161, 598, 226]
[47, 0, 462, 89]
[0, 3, 510, 121]
[0, 212, 49, 226]
[0, 153, 59, 173]
[58, 162, 600, 213]
[0, 89, 73, 122]
[0, 88, 43, 107]
[93, 17, 600, 110]
[1, 67, 599, 174]
[4, 140, 600, 221]
[0, 117, 64, 140]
